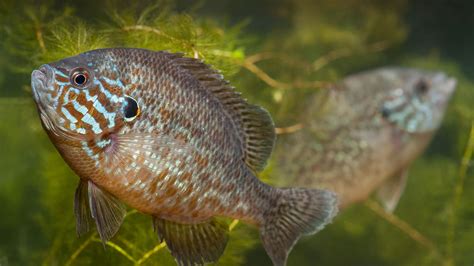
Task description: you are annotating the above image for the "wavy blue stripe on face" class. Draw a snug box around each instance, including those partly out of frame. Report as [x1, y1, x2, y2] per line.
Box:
[84, 89, 116, 128]
[81, 141, 99, 163]
[412, 97, 432, 119]
[87, 90, 117, 129]
[96, 139, 112, 148]
[102, 76, 124, 87]
[53, 85, 65, 104]
[384, 95, 406, 110]
[406, 114, 419, 132]
[84, 90, 98, 102]
[81, 113, 102, 134]
[61, 106, 87, 134]
[55, 81, 69, 86]
[63, 88, 80, 103]
[72, 100, 89, 115]
[388, 104, 414, 128]
[93, 100, 116, 128]
[72, 100, 102, 134]
[61, 106, 78, 123]
[97, 80, 120, 103]
[55, 71, 69, 78]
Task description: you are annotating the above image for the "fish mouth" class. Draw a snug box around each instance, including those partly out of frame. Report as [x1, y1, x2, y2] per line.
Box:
[31, 64, 54, 103]
[433, 72, 457, 97]
[31, 65, 59, 130]
[443, 77, 457, 96]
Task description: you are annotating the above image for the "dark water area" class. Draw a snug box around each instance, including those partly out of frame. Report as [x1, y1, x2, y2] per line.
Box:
[0, 0, 473, 265]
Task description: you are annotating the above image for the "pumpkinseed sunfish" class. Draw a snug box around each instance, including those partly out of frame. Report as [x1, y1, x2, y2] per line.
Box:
[275, 67, 456, 211]
[30, 48, 338, 266]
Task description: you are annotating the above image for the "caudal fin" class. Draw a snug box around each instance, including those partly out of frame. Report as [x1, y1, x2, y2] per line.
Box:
[260, 188, 338, 266]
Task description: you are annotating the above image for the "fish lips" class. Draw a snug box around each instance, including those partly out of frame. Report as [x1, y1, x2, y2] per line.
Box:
[444, 77, 457, 96]
[31, 64, 54, 104]
[31, 65, 70, 137]
[434, 72, 457, 98]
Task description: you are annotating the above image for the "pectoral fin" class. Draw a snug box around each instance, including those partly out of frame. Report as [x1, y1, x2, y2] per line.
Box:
[88, 181, 126, 243]
[376, 169, 409, 213]
[152, 217, 229, 266]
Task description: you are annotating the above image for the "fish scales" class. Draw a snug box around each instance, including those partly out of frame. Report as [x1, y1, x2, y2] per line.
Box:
[31, 48, 338, 266]
[110, 52, 253, 222]
[113, 53, 243, 218]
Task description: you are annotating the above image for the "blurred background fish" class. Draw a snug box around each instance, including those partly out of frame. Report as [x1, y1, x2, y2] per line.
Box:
[274, 67, 457, 211]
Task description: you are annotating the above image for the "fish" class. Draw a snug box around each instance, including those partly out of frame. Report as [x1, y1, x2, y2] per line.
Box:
[275, 67, 456, 211]
[30, 48, 338, 266]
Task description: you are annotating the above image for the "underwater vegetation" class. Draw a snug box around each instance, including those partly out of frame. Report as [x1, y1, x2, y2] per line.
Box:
[0, 0, 473, 265]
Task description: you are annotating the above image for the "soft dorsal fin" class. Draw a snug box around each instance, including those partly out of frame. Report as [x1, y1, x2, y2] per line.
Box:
[153, 217, 229, 265]
[172, 54, 275, 172]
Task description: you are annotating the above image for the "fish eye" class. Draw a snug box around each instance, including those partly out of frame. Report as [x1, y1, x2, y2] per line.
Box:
[70, 68, 90, 87]
[123, 95, 140, 121]
[380, 106, 391, 118]
[415, 79, 430, 94]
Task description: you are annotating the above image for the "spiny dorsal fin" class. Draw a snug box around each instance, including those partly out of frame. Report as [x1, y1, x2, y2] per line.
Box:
[88, 181, 126, 243]
[153, 217, 229, 266]
[172, 54, 275, 172]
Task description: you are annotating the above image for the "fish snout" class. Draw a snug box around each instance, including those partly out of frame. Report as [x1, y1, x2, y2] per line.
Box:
[443, 77, 457, 96]
[433, 72, 457, 97]
[31, 64, 54, 101]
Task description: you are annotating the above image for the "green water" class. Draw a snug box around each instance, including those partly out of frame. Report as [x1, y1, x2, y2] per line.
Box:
[0, 0, 473, 265]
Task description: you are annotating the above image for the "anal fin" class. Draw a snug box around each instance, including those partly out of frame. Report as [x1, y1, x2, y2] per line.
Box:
[152, 217, 229, 266]
[376, 169, 409, 213]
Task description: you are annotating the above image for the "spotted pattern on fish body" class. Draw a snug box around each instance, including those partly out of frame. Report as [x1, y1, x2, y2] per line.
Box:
[31, 48, 338, 266]
[276, 67, 456, 210]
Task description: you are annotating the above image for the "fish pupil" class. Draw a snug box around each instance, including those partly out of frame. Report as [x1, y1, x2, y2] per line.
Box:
[123, 96, 139, 120]
[415, 80, 429, 94]
[70, 68, 90, 87]
[74, 74, 86, 85]
[380, 106, 391, 118]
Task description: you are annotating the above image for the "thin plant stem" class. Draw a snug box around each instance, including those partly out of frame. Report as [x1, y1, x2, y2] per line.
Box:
[275, 123, 304, 135]
[445, 122, 474, 266]
[91, 238, 137, 263]
[240, 59, 333, 90]
[365, 199, 440, 256]
[64, 233, 96, 266]
[312, 41, 389, 72]
[135, 242, 167, 265]
[122, 25, 178, 42]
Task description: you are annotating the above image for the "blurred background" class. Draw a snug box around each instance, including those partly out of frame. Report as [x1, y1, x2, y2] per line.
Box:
[0, 0, 473, 265]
